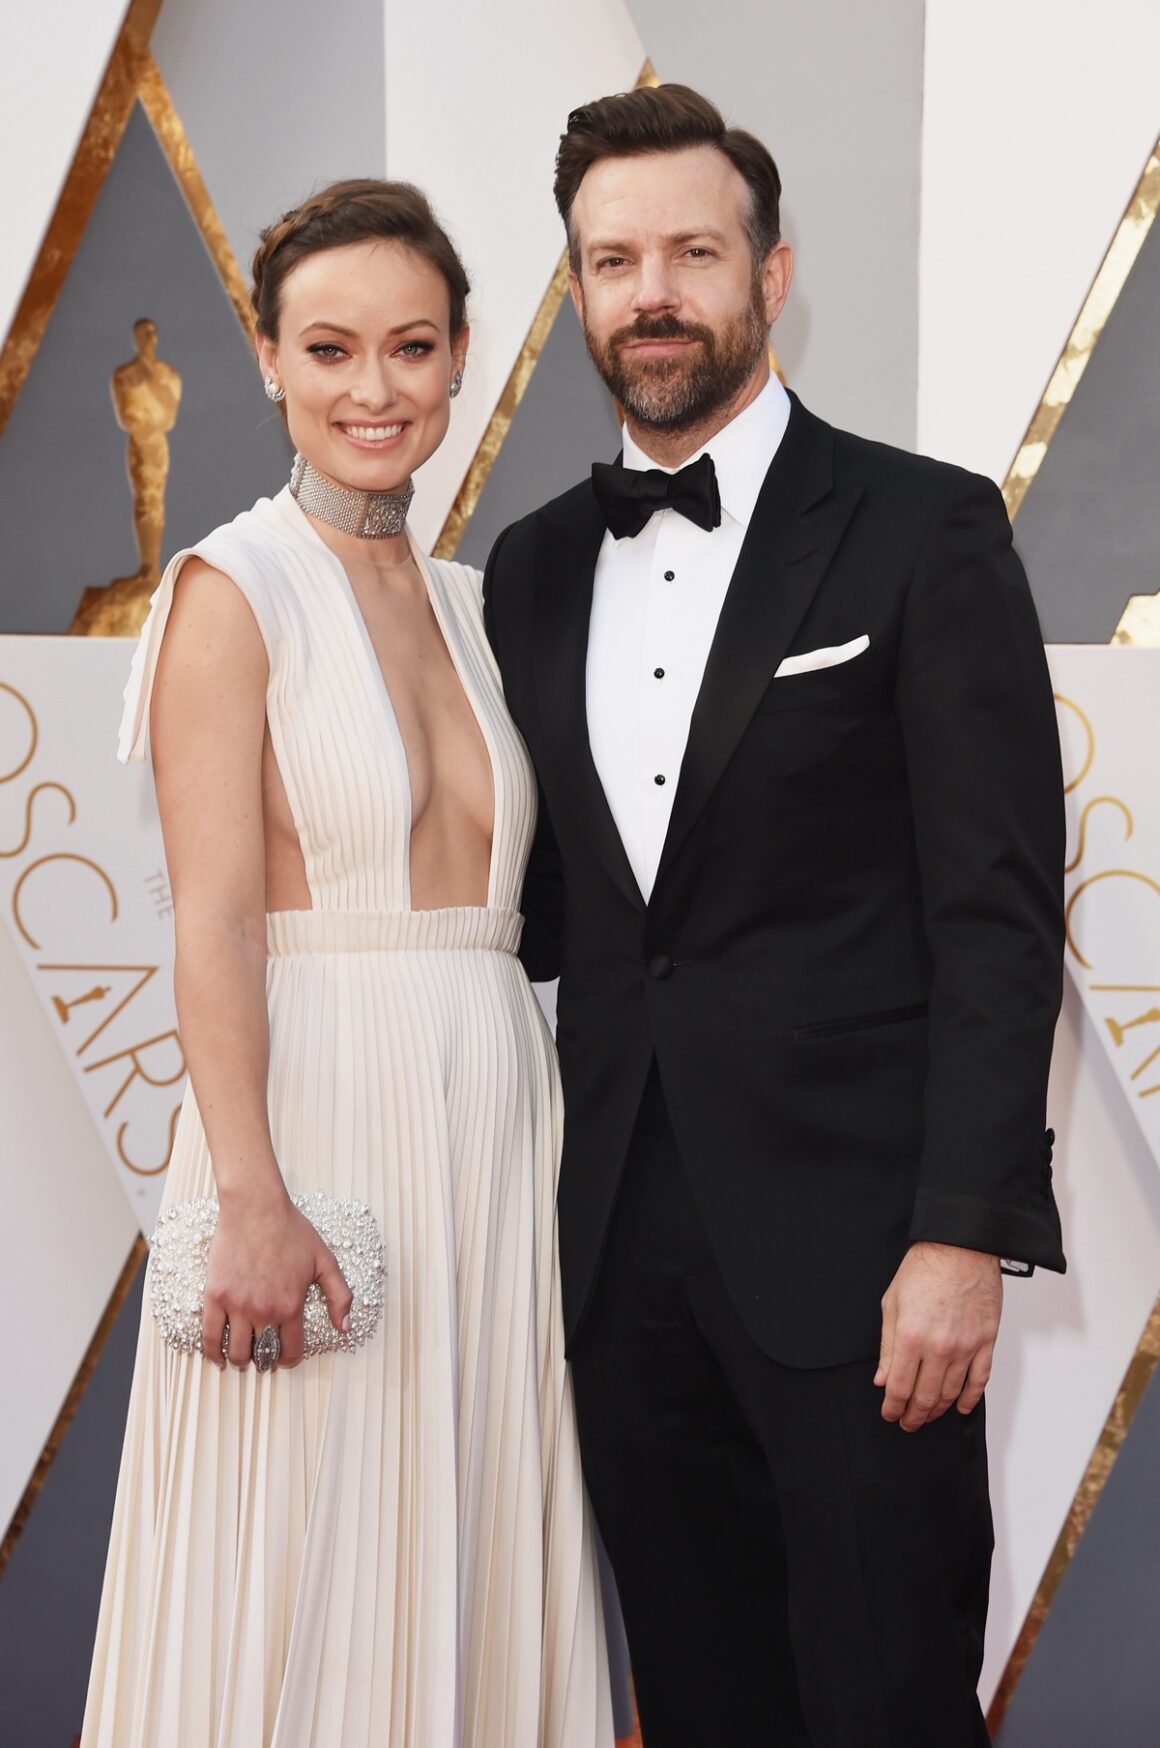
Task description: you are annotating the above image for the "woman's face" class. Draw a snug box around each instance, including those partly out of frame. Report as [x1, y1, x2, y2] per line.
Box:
[257, 238, 468, 492]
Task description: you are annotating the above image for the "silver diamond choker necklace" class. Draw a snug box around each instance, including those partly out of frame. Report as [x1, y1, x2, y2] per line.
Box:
[289, 452, 414, 539]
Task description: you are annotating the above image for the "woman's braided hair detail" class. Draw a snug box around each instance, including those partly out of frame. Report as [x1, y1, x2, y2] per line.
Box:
[250, 178, 470, 340]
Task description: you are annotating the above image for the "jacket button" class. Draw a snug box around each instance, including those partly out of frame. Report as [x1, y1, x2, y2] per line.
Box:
[648, 954, 673, 980]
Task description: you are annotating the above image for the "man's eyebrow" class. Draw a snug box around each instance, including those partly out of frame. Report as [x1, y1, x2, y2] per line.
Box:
[667, 229, 730, 247]
[584, 229, 731, 254]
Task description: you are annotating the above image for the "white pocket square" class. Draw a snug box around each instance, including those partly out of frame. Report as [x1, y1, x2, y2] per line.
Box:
[774, 634, 870, 679]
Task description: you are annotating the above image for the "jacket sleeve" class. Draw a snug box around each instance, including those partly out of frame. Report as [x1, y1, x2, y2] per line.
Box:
[482, 524, 565, 985]
[894, 472, 1066, 1271]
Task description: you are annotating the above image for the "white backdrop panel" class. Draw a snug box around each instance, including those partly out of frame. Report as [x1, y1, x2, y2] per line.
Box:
[919, 0, 1160, 482]
[385, 0, 645, 548]
[982, 647, 1160, 1703]
[0, 639, 179, 1240]
[0, 0, 126, 347]
[984, 982, 1160, 1703]
[0, 920, 137, 1538]
[152, 0, 389, 301]
[1054, 648, 1160, 1162]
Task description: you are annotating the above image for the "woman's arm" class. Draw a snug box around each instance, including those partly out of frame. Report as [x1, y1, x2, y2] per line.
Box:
[151, 559, 351, 1369]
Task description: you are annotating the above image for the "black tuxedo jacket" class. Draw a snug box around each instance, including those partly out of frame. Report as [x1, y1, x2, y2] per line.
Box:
[483, 393, 1066, 1368]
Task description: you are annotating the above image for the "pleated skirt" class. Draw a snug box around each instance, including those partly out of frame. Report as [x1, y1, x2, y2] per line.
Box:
[81, 907, 612, 1748]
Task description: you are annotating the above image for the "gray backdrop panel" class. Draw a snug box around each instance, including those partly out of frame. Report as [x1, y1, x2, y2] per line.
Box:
[622, 0, 924, 450]
[0, 103, 291, 635]
[993, 176, 1160, 1742]
[1014, 210, 1160, 643]
[455, 296, 621, 569]
[995, 1354, 1160, 1746]
[153, 0, 387, 282]
[0, 1264, 145, 1748]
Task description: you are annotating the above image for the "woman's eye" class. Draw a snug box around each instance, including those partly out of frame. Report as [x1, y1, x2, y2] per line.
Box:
[397, 340, 434, 357]
[306, 343, 346, 360]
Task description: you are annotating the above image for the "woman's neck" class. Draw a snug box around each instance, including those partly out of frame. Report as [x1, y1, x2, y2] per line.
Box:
[289, 452, 414, 549]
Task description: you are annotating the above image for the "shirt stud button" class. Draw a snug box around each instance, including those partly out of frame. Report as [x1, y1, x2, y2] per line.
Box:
[654, 774, 666, 786]
[654, 667, 665, 679]
[664, 569, 675, 582]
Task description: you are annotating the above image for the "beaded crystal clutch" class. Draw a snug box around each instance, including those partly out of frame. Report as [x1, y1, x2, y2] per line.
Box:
[149, 1191, 386, 1358]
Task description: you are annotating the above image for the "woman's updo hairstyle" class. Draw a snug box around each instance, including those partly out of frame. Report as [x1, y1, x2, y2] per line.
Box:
[251, 178, 470, 340]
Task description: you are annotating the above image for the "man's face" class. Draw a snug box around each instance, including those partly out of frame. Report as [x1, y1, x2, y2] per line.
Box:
[568, 145, 789, 433]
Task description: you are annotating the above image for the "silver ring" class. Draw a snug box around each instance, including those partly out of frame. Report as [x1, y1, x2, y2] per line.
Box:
[253, 1324, 281, 1373]
[221, 1319, 230, 1358]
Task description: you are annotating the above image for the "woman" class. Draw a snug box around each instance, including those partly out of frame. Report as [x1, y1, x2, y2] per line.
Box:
[82, 179, 612, 1748]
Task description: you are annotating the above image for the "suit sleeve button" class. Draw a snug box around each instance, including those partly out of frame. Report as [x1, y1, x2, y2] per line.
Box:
[647, 954, 674, 980]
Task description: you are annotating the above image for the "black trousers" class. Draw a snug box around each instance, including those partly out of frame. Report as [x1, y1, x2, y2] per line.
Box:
[569, 1068, 993, 1748]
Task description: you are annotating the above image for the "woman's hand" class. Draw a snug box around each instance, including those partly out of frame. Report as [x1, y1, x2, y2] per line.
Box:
[201, 1183, 354, 1371]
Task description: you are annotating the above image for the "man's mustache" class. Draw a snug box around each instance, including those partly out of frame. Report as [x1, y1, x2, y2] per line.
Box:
[610, 315, 713, 350]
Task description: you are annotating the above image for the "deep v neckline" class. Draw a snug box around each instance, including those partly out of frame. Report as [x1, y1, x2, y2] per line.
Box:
[278, 490, 500, 912]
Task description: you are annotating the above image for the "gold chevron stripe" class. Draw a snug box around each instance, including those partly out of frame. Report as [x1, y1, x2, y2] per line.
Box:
[1003, 133, 1160, 522]
[0, 6, 253, 452]
[986, 1291, 1160, 1732]
[0, 0, 251, 1566]
[138, 52, 254, 338]
[987, 130, 1160, 1731]
[0, 1237, 147, 1579]
[432, 57, 659, 559]
[0, 0, 160, 1582]
[432, 249, 572, 560]
[0, 0, 162, 440]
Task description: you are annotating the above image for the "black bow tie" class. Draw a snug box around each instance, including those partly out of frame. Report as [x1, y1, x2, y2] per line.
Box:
[591, 453, 722, 541]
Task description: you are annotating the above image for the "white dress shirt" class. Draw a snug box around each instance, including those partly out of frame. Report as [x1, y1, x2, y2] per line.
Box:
[587, 371, 792, 901]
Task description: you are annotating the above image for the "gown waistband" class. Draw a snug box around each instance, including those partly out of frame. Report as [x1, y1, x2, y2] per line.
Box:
[266, 908, 524, 957]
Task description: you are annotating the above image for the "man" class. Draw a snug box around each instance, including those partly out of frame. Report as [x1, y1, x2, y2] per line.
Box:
[484, 84, 1065, 1747]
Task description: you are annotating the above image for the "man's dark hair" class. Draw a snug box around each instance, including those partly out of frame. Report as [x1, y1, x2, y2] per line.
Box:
[554, 84, 781, 274]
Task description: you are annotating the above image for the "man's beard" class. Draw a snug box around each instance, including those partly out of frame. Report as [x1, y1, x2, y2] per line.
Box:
[582, 280, 769, 433]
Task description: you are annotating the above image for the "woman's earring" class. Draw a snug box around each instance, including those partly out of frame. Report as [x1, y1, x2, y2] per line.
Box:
[449, 369, 463, 400]
[264, 378, 286, 404]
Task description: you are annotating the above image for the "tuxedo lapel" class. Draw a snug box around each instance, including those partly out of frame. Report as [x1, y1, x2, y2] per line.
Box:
[653, 399, 863, 893]
[533, 488, 645, 913]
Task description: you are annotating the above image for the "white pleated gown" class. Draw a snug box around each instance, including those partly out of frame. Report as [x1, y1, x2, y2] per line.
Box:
[81, 488, 612, 1748]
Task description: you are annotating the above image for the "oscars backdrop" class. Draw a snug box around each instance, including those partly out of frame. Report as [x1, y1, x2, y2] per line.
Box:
[1, 2, 1159, 1744]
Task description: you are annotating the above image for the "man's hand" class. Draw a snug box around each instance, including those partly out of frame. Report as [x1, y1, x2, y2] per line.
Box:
[874, 1242, 1002, 1431]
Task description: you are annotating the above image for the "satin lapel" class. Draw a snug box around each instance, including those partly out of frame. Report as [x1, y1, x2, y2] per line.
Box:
[653, 403, 863, 894]
[533, 491, 645, 913]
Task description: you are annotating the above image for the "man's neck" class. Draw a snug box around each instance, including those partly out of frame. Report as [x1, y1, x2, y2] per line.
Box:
[624, 362, 771, 469]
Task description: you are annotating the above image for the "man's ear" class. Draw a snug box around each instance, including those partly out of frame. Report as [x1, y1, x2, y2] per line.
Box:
[761, 242, 794, 328]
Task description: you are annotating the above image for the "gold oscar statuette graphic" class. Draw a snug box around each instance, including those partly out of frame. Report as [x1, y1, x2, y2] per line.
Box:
[52, 983, 113, 1024]
[71, 317, 182, 638]
[1106, 1005, 1160, 1046]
